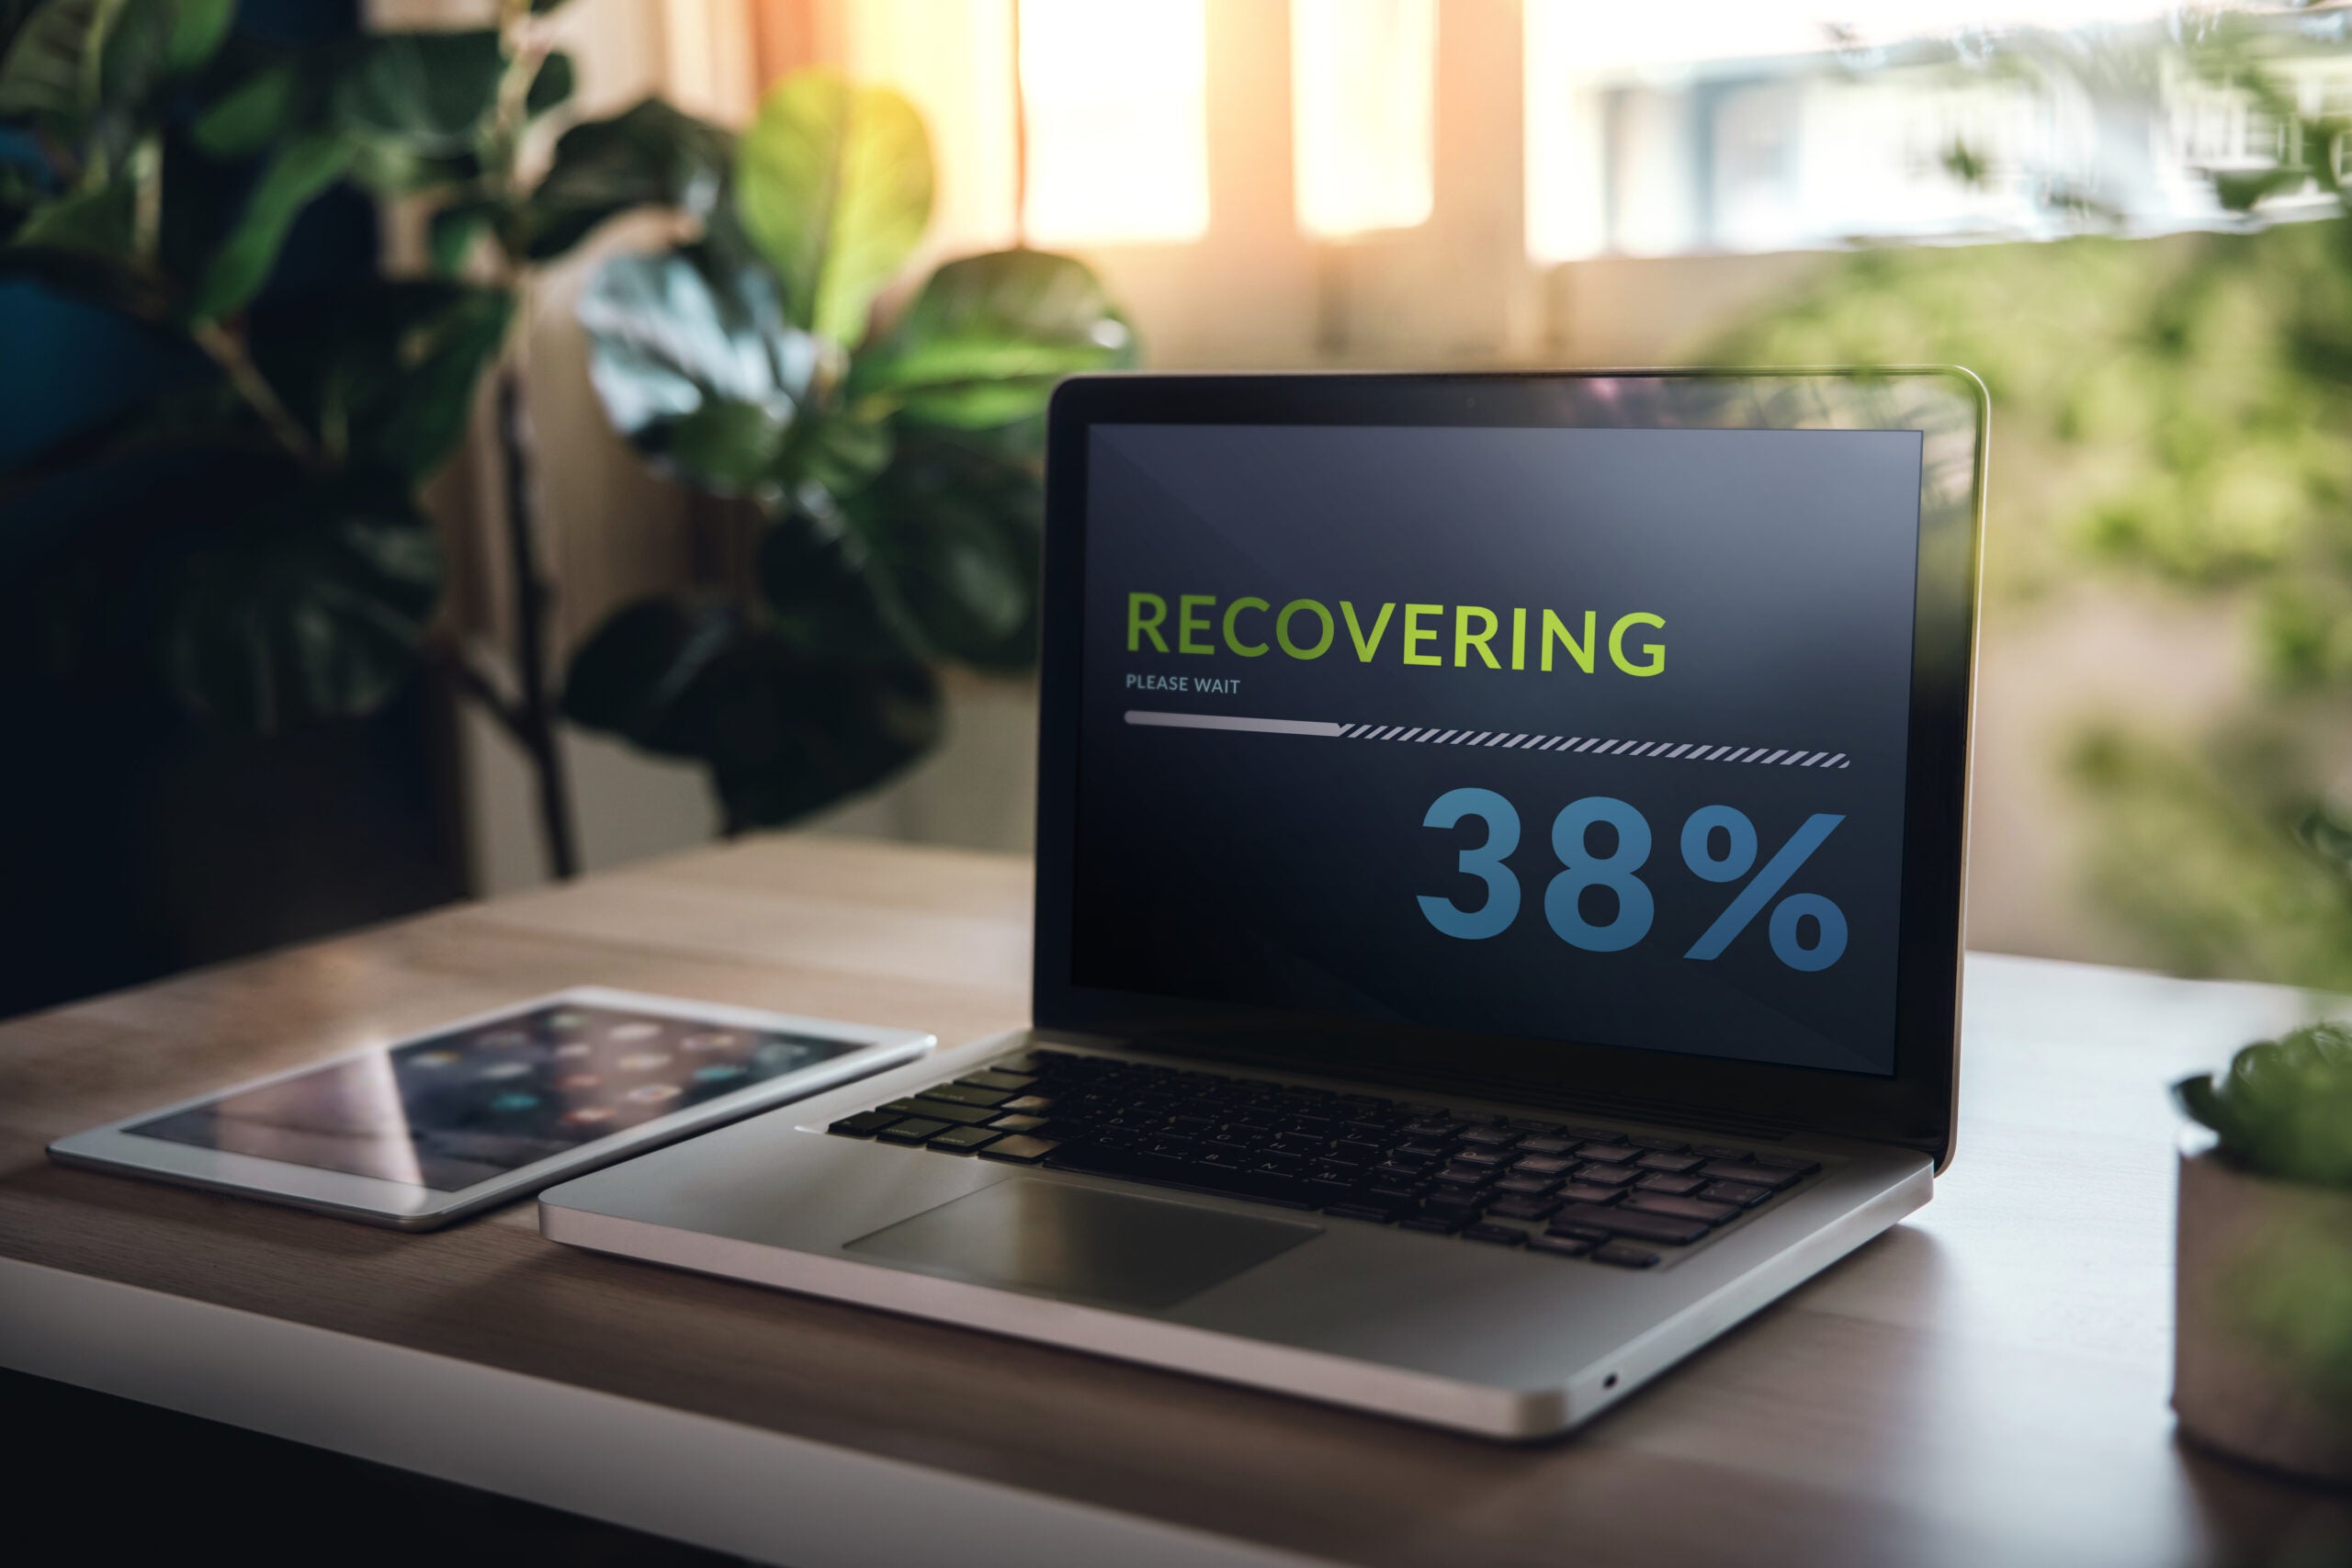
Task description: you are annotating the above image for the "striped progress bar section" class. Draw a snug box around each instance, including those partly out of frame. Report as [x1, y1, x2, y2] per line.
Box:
[1125, 710, 1849, 768]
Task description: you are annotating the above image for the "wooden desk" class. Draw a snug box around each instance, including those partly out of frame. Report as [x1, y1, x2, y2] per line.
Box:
[3, 835, 2346, 1567]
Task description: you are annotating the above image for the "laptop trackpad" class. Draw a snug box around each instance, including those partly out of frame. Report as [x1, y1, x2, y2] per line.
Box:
[842, 1178, 1321, 1312]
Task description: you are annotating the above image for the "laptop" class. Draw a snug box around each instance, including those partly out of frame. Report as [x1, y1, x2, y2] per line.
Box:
[541, 368, 1985, 1439]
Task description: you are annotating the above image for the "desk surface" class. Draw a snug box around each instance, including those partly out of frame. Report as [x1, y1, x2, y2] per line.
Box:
[3, 834, 2347, 1567]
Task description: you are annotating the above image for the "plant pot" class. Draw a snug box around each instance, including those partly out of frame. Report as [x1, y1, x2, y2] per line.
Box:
[2175, 1148, 2352, 1487]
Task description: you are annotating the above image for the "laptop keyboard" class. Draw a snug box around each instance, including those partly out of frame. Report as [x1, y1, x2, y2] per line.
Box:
[827, 1049, 1819, 1269]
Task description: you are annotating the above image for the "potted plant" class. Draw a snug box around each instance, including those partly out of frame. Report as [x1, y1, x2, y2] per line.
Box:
[565, 67, 1136, 833]
[2173, 1023, 2352, 1485]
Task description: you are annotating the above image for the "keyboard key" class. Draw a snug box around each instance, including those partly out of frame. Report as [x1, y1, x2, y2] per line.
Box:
[1555, 1181, 1627, 1205]
[1576, 1144, 1637, 1165]
[1635, 1172, 1705, 1196]
[1046, 1142, 1317, 1208]
[1453, 1147, 1510, 1168]
[1702, 1179, 1774, 1208]
[1635, 1151, 1703, 1174]
[928, 1125, 1003, 1153]
[1420, 1190, 1483, 1213]
[1464, 1223, 1528, 1247]
[1592, 1244, 1661, 1269]
[876, 1118, 952, 1145]
[1694, 1144, 1750, 1160]
[977, 1134, 1062, 1164]
[1493, 1175, 1558, 1196]
[1550, 1202, 1709, 1245]
[1628, 1135, 1690, 1153]
[1432, 1166, 1494, 1189]
[828, 1111, 900, 1137]
[1328, 1200, 1412, 1224]
[959, 1070, 1037, 1092]
[882, 1097, 1000, 1126]
[1528, 1233, 1594, 1258]
[1512, 1155, 1577, 1177]
[1396, 1141, 1449, 1161]
[1457, 1126, 1518, 1147]
[1623, 1192, 1738, 1224]
[989, 1112, 1050, 1133]
[1572, 1163, 1639, 1187]
[999, 1094, 1056, 1114]
[1565, 1126, 1628, 1144]
[1700, 1160, 1800, 1190]
[1484, 1195, 1559, 1221]
[924, 1083, 1012, 1109]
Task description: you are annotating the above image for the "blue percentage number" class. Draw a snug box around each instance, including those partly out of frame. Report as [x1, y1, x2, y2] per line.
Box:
[1418, 793, 1849, 970]
[1679, 807, 1848, 971]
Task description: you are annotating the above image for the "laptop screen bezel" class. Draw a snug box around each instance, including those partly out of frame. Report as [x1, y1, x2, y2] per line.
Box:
[1032, 369, 1984, 1169]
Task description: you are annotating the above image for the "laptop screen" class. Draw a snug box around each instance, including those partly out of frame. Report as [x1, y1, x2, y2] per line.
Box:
[1070, 423, 1925, 1078]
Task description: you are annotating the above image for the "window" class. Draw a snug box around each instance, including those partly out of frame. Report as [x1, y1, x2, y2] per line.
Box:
[1019, 0, 1211, 245]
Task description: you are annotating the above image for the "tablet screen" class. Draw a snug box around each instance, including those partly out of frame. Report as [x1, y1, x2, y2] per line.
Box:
[128, 1004, 863, 1191]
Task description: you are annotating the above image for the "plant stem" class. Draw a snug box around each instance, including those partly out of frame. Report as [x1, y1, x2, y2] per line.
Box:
[189, 320, 319, 467]
[496, 364, 580, 881]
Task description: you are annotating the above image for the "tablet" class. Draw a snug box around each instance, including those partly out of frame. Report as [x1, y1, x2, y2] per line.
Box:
[48, 987, 933, 1229]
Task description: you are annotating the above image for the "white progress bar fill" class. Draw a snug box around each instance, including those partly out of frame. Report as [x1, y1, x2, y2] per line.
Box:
[1125, 711, 1347, 738]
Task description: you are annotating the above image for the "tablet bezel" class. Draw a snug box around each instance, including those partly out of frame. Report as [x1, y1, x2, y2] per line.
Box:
[48, 987, 933, 1228]
[1032, 369, 1984, 1170]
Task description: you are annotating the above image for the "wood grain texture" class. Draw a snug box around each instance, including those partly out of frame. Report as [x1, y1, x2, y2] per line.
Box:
[3, 833, 2347, 1568]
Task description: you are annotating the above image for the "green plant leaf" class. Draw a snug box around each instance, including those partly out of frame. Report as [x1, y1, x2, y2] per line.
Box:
[187, 130, 353, 323]
[838, 432, 1044, 669]
[331, 30, 565, 163]
[193, 58, 300, 159]
[561, 595, 940, 830]
[734, 67, 933, 348]
[577, 247, 818, 499]
[85, 0, 230, 152]
[776, 400, 890, 504]
[0, 0, 123, 129]
[7, 163, 131, 256]
[850, 249, 1136, 427]
[755, 511, 914, 662]
[519, 96, 733, 261]
[2177, 1023, 2352, 1190]
[251, 279, 514, 480]
[162, 483, 442, 732]
[158, 0, 228, 73]
[427, 195, 498, 275]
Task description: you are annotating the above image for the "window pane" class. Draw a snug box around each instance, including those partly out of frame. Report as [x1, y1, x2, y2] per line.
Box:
[1291, 0, 1437, 239]
[1020, 0, 1211, 245]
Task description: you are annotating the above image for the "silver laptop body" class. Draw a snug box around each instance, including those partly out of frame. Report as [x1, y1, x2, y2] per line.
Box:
[543, 370, 1985, 1439]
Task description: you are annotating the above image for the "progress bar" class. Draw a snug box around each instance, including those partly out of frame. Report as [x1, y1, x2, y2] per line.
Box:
[1124, 710, 1850, 768]
[1124, 712, 1349, 738]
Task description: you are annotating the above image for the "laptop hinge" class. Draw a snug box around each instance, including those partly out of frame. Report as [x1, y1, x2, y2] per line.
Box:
[1025, 1029, 1820, 1144]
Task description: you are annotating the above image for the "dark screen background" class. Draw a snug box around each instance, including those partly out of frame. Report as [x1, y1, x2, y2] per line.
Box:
[1072, 424, 1923, 1076]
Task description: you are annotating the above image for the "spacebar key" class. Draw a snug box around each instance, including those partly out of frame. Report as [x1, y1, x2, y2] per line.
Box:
[1044, 1143, 1320, 1211]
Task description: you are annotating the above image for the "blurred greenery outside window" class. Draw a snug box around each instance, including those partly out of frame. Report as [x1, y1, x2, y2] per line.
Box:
[1533, 6, 2352, 988]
